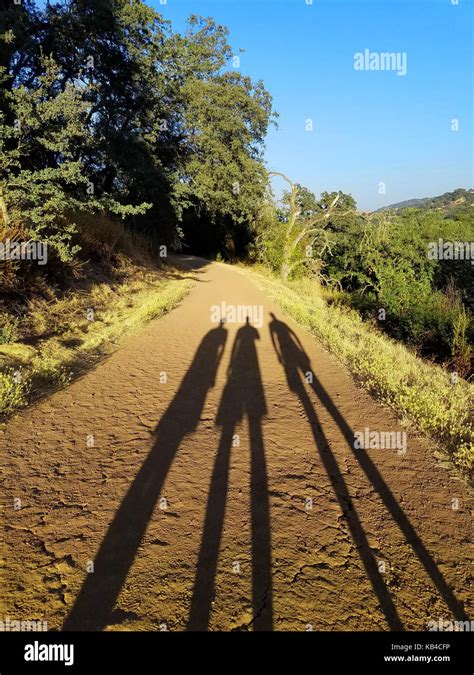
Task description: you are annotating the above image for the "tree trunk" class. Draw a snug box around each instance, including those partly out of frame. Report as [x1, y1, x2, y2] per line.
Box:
[280, 254, 290, 280]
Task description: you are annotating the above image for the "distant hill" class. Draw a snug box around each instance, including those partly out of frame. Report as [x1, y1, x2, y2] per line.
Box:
[377, 188, 474, 213]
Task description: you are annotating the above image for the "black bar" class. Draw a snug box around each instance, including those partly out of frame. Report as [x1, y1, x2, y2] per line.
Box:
[0, 631, 471, 673]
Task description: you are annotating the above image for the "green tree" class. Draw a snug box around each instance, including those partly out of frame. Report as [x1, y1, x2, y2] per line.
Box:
[1, 1, 275, 255]
[268, 174, 355, 280]
[0, 56, 91, 260]
[182, 71, 272, 223]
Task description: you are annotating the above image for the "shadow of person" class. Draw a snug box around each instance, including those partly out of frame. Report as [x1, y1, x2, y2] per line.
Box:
[269, 312, 402, 629]
[188, 318, 273, 631]
[63, 323, 227, 631]
[270, 312, 469, 628]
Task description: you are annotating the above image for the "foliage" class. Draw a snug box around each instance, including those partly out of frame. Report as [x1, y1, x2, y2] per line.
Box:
[254, 177, 473, 375]
[0, 1, 275, 260]
[254, 174, 355, 280]
[0, 367, 30, 414]
[0, 57, 91, 260]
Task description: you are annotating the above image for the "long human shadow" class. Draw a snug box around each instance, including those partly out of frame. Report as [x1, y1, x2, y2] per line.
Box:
[269, 313, 469, 628]
[63, 323, 227, 631]
[270, 314, 402, 629]
[187, 319, 273, 631]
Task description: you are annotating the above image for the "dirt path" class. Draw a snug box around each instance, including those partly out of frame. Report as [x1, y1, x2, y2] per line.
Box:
[2, 256, 472, 631]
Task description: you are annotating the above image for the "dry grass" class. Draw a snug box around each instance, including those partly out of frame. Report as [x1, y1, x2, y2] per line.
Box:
[70, 211, 157, 268]
[237, 264, 474, 475]
[0, 213, 192, 416]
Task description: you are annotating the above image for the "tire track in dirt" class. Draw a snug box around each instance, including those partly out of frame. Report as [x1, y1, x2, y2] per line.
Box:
[2, 256, 472, 631]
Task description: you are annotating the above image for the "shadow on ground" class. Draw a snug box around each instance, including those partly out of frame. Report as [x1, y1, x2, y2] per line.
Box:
[63, 313, 468, 631]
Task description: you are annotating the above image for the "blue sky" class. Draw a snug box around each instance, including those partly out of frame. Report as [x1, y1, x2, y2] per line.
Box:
[153, 0, 473, 210]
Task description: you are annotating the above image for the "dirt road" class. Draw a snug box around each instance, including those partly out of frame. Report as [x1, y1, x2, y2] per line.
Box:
[2, 256, 472, 631]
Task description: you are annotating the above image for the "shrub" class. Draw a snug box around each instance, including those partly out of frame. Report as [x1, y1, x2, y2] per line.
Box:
[0, 367, 30, 414]
[0, 313, 20, 344]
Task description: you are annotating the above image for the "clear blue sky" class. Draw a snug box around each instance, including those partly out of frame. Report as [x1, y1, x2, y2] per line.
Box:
[152, 0, 473, 210]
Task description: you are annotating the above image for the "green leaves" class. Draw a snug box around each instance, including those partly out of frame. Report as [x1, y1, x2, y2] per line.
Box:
[1, 55, 91, 259]
[1, 1, 274, 259]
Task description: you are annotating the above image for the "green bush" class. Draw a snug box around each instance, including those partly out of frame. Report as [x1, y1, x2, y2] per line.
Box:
[0, 314, 20, 344]
[318, 207, 473, 374]
[0, 367, 30, 414]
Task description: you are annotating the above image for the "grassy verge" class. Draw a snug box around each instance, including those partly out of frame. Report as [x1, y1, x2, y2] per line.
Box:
[0, 214, 193, 417]
[237, 265, 473, 474]
[0, 273, 192, 417]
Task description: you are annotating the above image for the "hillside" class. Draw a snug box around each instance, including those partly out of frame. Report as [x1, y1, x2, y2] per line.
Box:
[378, 188, 474, 213]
